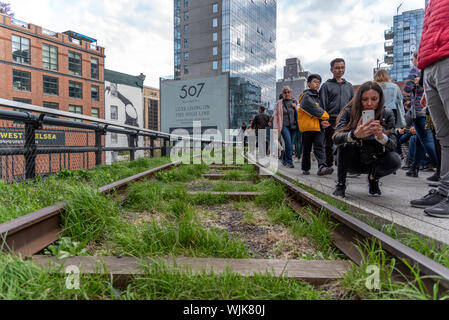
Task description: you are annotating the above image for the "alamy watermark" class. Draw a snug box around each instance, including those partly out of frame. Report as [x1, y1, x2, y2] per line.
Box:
[365, 265, 380, 290]
[169, 121, 280, 175]
[65, 265, 80, 290]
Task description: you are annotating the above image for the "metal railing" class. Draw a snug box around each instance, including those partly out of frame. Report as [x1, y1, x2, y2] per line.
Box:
[0, 98, 238, 182]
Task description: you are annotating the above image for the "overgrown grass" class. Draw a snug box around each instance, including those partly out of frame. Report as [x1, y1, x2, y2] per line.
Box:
[290, 178, 449, 270]
[156, 163, 209, 183]
[0, 253, 331, 300]
[0, 157, 171, 224]
[123, 262, 331, 300]
[0, 254, 116, 300]
[339, 239, 449, 300]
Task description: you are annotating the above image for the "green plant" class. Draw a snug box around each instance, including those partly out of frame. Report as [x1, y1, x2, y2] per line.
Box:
[44, 237, 88, 259]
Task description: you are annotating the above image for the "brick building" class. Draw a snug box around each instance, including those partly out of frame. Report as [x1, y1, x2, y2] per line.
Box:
[0, 13, 106, 180]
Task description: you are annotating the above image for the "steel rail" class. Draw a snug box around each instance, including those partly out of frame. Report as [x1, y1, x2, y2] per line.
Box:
[0, 161, 180, 256]
[251, 160, 449, 291]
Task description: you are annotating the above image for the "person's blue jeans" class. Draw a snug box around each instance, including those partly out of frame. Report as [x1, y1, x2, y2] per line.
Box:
[295, 129, 303, 159]
[413, 117, 438, 167]
[281, 126, 296, 166]
[398, 131, 412, 156]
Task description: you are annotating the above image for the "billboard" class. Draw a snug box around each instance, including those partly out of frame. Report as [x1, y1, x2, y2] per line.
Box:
[161, 74, 229, 135]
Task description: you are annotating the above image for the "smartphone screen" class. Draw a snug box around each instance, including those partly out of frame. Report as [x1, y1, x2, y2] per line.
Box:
[362, 110, 375, 124]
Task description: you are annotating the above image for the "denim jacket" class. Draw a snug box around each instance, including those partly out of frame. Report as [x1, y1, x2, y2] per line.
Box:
[380, 82, 406, 128]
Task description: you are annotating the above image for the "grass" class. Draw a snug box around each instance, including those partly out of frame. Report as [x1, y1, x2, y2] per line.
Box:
[339, 239, 449, 300]
[0, 253, 331, 300]
[0, 156, 171, 224]
[290, 178, 449, 270]
[156, 163, 209, 183]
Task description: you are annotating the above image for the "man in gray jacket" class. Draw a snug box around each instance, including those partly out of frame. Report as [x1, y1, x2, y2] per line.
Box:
[319, 58, 354, 168]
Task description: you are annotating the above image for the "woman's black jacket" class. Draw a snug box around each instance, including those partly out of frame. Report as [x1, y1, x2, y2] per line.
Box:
[333, 107, 397, 152]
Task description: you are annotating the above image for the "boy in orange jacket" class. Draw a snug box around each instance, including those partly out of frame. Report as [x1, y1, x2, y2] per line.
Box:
[298, 74, 334, 176]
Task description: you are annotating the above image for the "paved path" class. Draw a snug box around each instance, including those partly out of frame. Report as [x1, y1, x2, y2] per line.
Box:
[278, 158, 449, 246]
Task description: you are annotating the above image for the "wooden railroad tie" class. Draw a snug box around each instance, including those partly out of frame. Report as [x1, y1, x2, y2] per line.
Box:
[31, 256, 353, 287]
[188, 191, 262, 200]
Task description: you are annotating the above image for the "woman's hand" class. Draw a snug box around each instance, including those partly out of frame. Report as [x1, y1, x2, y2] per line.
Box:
[354, 118, 375, 139]
[371, 120, 384, 140]
[321, 121, 330, 129]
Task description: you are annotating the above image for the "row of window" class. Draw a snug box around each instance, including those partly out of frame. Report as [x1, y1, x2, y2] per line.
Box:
[12, 35, 99, 79]
[12, 69, 100, 101]
[183, 61, 219, 74]
[13, 97, 100, 119]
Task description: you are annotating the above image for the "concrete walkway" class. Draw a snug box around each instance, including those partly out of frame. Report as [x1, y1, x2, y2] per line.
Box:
[278, 158, 449, 246]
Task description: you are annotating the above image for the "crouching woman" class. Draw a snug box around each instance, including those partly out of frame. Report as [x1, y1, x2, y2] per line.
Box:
[332, 81, 401, 198]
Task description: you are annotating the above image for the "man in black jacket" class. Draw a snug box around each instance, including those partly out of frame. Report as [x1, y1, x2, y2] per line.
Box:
[319, 58, 354, 168]
[251, 106, 270, 154]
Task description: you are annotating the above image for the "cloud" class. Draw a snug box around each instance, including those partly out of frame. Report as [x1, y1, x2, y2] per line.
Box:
[277, 0, 425, 85]
[11, 0, 173, 87]
[10, 0, 425, 88]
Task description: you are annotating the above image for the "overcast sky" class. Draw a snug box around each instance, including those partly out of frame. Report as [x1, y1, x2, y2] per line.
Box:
[11, 0, 425, 87]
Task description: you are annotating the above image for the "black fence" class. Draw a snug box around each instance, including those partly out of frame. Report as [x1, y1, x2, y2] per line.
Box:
[0, 99, 238, 183]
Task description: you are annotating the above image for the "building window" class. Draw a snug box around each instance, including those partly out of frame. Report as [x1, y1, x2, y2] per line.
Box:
[184, 0, 188, 7]
[69, 105, 83, 122]
[148, 99, 159, 131]
[184, 39, 189, 48]
[184, 24, 189, 33]
[212, 61, 218, 70]
[13, 98, 31, 114]
[111, 133, 118, 143]
[184, 52, 190, 61]
[12, 35, 30, 64]
[43, 101, 59, 118]
[68, 51, 82, 76]
[212, 46, 218, 56]
[184, 65, 189, 74]
[69, 81, 83, 99]
[13, 69, 31, 91]
[213, 18, 218, 28]
[111, 105, 118, 120]
[42, 43, 58, 71]
[184, 11, 189, 20]
[212, 3, 218, 13]
[213, 32, 218, 41]
[43, 75, 58, 96]
[91, 107, 100, 118]
[237, 37, 241, 46]
[91, 85, 99, 101]
[91, 58, 99, 80]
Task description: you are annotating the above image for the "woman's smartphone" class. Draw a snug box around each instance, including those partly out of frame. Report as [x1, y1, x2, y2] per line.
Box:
[362, 110, 375, 124]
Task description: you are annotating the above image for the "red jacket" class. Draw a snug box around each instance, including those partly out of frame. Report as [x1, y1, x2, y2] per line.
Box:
[418, 0, 449, 69]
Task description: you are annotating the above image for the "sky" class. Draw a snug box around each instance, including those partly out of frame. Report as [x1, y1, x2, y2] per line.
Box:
[10, 0, 425, 87]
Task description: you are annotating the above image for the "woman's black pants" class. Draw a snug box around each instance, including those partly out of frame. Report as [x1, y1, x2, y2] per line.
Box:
[336, 144, 401, 184]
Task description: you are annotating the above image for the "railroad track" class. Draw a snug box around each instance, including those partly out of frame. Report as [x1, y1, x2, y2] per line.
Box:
[1, 158, 449, 298]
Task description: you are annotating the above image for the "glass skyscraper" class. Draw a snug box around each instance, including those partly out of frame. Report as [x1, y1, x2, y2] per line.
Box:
[173, 0, 276, 129]
[384, 9, 424, 81]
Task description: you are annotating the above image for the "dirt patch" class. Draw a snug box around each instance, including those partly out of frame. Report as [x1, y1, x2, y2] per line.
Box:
[199, 203, 318, 260]
[185, 180, 255, 191]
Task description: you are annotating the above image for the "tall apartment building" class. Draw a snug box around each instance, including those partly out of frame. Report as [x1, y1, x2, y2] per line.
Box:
[383, 9, 424, 81]
[276, 58, 310, 100]
[0, 13, 105, 177]
[0, 13, 105, 118]
[173, 0, 276, 128]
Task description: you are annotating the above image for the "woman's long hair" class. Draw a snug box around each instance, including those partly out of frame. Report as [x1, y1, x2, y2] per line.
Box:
[334, 81, 385, 135]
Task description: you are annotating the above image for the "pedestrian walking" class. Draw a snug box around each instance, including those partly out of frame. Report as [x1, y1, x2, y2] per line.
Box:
[298, 74, 333, 176]
[273, 86, 298, 168]
[319, 58, 354, 169]
[251, 106, 270, 154]
[374, 69, 406, 128]
[332, 81, 401, 198]
[411, 0, 449, 218]
[404, 51, 438, 178]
